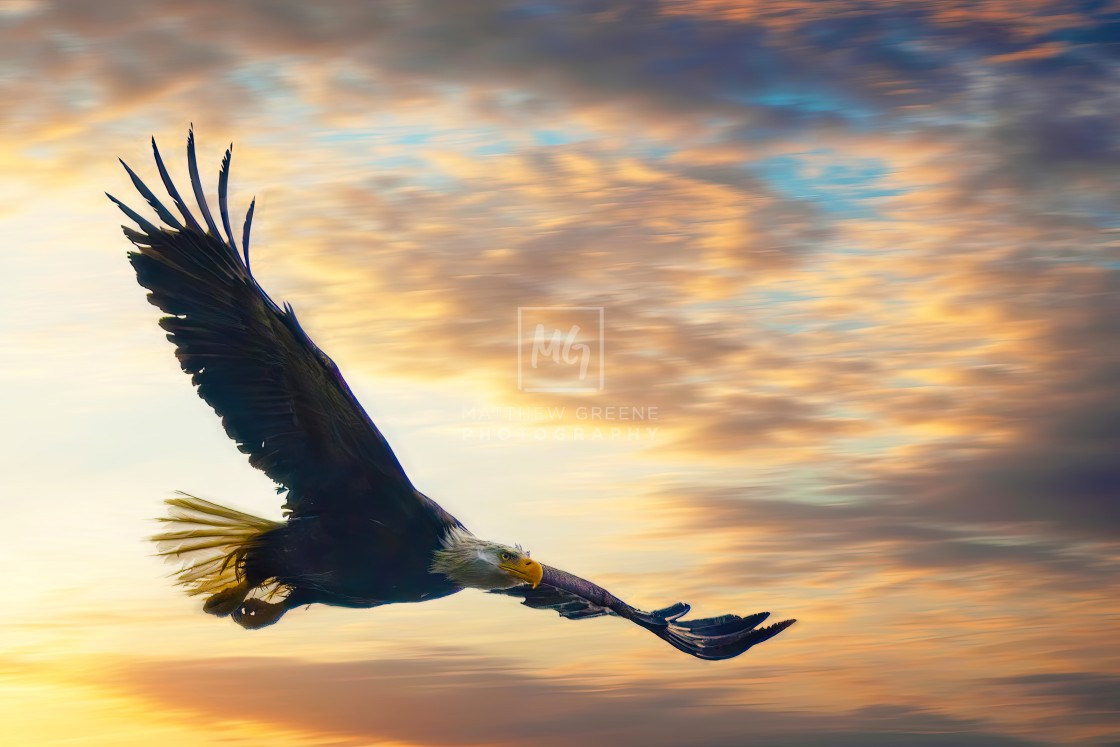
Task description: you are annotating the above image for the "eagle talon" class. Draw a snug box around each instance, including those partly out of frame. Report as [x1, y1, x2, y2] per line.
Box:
[202, 581, 249, 617]
[231, 598, 287, 629]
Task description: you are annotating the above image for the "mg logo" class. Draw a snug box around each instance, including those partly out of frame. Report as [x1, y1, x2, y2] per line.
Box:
[531, 325, 590, 379]
[517, 307, 604, 392]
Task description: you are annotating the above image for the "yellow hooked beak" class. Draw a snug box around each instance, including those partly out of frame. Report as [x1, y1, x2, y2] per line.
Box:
[500, 556, 543, 589]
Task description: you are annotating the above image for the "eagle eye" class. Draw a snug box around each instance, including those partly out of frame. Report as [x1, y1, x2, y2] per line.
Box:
[499, 551, 511, 561]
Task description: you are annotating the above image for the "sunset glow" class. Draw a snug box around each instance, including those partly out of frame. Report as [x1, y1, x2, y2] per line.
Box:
[2, 2, 1118, 745]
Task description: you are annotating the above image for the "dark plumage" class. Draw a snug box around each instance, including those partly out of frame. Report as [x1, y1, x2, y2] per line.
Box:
[110, 129, 795, 659]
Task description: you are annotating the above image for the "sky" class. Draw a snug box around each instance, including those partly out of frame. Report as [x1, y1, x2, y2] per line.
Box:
[1, 1, 1118, 745]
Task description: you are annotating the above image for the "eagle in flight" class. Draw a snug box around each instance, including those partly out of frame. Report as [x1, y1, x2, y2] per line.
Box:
[109, 129, 795, 660]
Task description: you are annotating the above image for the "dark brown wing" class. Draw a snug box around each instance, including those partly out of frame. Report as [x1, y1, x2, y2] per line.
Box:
[110, 129, 456, 529]
[493, 564, 795, 660]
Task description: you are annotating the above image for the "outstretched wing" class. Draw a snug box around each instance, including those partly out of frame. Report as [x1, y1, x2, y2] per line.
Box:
[493, 564, 795, 661]
[110, 129, 454, 528]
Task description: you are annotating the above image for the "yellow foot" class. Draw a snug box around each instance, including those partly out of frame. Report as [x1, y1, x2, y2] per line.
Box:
[232, 598, 287, 630]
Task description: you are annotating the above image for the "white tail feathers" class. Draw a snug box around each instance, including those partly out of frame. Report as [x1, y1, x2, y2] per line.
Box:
[151, 492, 281, 606]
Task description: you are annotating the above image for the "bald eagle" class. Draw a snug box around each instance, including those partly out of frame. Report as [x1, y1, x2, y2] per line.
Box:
[109, 129, 795, 660]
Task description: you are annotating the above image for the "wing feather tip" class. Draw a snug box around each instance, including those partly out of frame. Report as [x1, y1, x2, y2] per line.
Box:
[242, 196, 256, 273]
[217, 142, 239, 250]
[151, 132, 203, 233]
[186, 125, 221, 237]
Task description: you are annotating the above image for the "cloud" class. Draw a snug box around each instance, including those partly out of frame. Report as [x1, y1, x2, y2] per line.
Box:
[5, 3, 1120, 746]
[654, 487, 1118, 592]
[995, 672, 1120, 726]
[102, 654, 1047, 747]
[3, 0, 1111, 160]
[849, 268, 1120, 540]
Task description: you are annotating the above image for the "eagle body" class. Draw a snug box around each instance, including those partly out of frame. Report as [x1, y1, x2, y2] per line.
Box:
[255, 507, 463, 610]
[111, 129, 795, 658]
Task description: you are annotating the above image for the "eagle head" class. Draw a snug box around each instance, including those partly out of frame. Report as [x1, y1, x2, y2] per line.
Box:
[430, 526, 543, 591]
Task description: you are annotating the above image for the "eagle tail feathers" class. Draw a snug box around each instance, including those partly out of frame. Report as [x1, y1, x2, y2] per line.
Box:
[151, 492, 282, 617]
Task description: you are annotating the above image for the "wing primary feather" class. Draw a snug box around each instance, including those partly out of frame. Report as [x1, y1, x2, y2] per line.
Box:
[242, 197, 256, 276]
[217, 144, 239, 251]
[117, 129, 429, 521]
[186, 125, 222, 238]
[496, 564, 794, 660]
[152, 136, 203, 233]
[118, 159, 182, 229]
[107, 192, 162, 236]
[650, 602, 691, 621]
